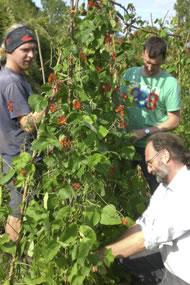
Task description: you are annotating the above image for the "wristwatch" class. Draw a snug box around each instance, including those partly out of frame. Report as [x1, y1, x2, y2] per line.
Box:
[144, 128, 150, 135]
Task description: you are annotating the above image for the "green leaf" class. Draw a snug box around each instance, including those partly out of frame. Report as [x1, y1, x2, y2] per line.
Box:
[79, 225, 97, 245]
[58, 185, 72, 200]
[43, 192, 49, 210]
[60, 224, 78, 245]
[67, 263, 78, 283]
[71, 275, 86, 285]
[77, 165, 86, 179]
[110, 19, 116, 28]
[68, 112, 82, 124]
[104, 248, 114, 267]
[27, 240, 34, 257]
[84, 207, 101, 226]
[0, 186, 2, 206]
[3, 281, 10, 285]
[45, 240, 60, 262]
[100, 204, 121, 225]
[116, 11, 124, 21]
[80, 32, 94, 43]
[0, 234, 10, 245]
[28, 94, 48, 112]
[88, 153, 111, 175]
[97, 125, 109, 140]
[120, 145, 135, 160]
[0, 241, 16, 255]
[25, 203, 47, 223]
[54, 206, 72, 219]
[0, 168, 15, 185]
[31, 135, 58, 151]
[136, 202, 146, 215]
[83, 120, 97, 134]
[77, 238, 93, 265]
[12, 152, 32, 168]
[24, 276, 47, 285]
[94, 31, 105, 48]
[124, 216, 135, 227]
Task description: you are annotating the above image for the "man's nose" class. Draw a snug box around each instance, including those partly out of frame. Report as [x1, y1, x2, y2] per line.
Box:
[147, 164, 152, 173]
[28, 49, 35, 58]
[147, 64, 153, 71]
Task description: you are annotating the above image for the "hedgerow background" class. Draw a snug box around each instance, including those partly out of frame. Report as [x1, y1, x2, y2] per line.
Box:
[0, 0, 189, 284]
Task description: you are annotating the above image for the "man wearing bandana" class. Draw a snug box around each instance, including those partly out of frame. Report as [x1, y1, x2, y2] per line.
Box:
[0, 24, 45, 241]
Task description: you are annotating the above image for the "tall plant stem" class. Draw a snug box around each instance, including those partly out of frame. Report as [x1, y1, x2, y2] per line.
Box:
[68, 0, 75, 108]
[35, 30, 46, 84]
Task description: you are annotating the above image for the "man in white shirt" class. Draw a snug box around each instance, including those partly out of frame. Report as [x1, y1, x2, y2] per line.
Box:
[96, 132, 190, 284]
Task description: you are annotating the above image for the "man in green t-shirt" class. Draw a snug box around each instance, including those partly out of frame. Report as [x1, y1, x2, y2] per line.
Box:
[121, 37, 181, 193]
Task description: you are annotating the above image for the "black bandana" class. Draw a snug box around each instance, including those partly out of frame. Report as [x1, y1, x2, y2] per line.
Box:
[5, 26, 37, 54]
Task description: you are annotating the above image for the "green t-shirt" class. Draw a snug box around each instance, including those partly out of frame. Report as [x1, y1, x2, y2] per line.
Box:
[122, 67, 181, 148]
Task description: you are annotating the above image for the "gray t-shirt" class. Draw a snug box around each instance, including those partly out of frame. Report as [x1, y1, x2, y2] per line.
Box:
[0, 67, 34, 164]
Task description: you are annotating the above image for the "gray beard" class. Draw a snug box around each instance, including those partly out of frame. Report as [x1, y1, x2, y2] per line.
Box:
[155, 164, 169, 184]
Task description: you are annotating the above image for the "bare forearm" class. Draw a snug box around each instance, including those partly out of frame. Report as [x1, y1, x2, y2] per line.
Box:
[98, 224, 145, 260]
[130, 110, 180, 143]
[148, 116, 180, 135]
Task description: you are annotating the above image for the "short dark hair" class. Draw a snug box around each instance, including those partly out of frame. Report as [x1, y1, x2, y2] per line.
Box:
[144, 37, 167, 59]
[146, 132, 190, 168]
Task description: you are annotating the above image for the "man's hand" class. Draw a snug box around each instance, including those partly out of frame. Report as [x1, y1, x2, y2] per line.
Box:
[129, 129, 146, 143]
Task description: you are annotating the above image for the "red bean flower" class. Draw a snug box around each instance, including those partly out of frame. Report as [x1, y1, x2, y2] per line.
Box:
[115, 16, 119, 23]
[21, 168, 26, 177]
[73, 99, 82, 110]
[59, 137, 71, 149]
[8, 100, 14, 112]
[119, 119, 127, 129]
[115, 105, 125, 116]
[97, 66, 102, 73]
[58, 115, 68, 125]
[49, 103, 57, 112]
[109, 167, 116, 175]
[113, 53, 117, 61]
[104, 33, 111, 44]
[121, 92, 128, 100]
[122, 219, 128, 225]
[88, 1, 96, 8]
[72, 183, 80, 190]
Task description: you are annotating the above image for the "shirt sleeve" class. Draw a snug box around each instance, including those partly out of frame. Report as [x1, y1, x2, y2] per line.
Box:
[136, 177, 190, 251]
[6, 81, 31, 119]
[164, 77, 181, 112]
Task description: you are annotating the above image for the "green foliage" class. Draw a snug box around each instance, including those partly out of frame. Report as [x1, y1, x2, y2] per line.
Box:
[174, 0, 190, 26]
[1, 0, 189, 283]
[0, 2, 147, 283]
[41, 0, 67, 24]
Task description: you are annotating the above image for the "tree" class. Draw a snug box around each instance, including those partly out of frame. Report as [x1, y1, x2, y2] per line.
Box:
[41, 0, 68, 25]
[174, 0, 190, 25]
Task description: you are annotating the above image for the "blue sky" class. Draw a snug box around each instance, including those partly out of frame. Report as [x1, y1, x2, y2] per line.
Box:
[34, 0, 177, 23]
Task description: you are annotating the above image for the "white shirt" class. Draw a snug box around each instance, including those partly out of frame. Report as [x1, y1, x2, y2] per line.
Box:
[136, 166, 190, 283]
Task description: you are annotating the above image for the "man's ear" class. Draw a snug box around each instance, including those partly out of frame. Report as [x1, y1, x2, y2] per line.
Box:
[162, 149, 170, 164]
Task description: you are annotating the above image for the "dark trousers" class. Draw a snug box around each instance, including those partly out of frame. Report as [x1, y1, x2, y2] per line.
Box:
[133, 147, 159, 194]
[117, 250, 189, 285]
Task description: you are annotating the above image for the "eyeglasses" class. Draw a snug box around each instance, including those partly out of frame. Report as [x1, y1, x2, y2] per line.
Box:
[146, 150, 163, 167]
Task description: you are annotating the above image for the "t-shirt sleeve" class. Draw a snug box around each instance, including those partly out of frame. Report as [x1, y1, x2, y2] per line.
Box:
[6, 81, 31, 119]
[164, 78, 181, 112]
